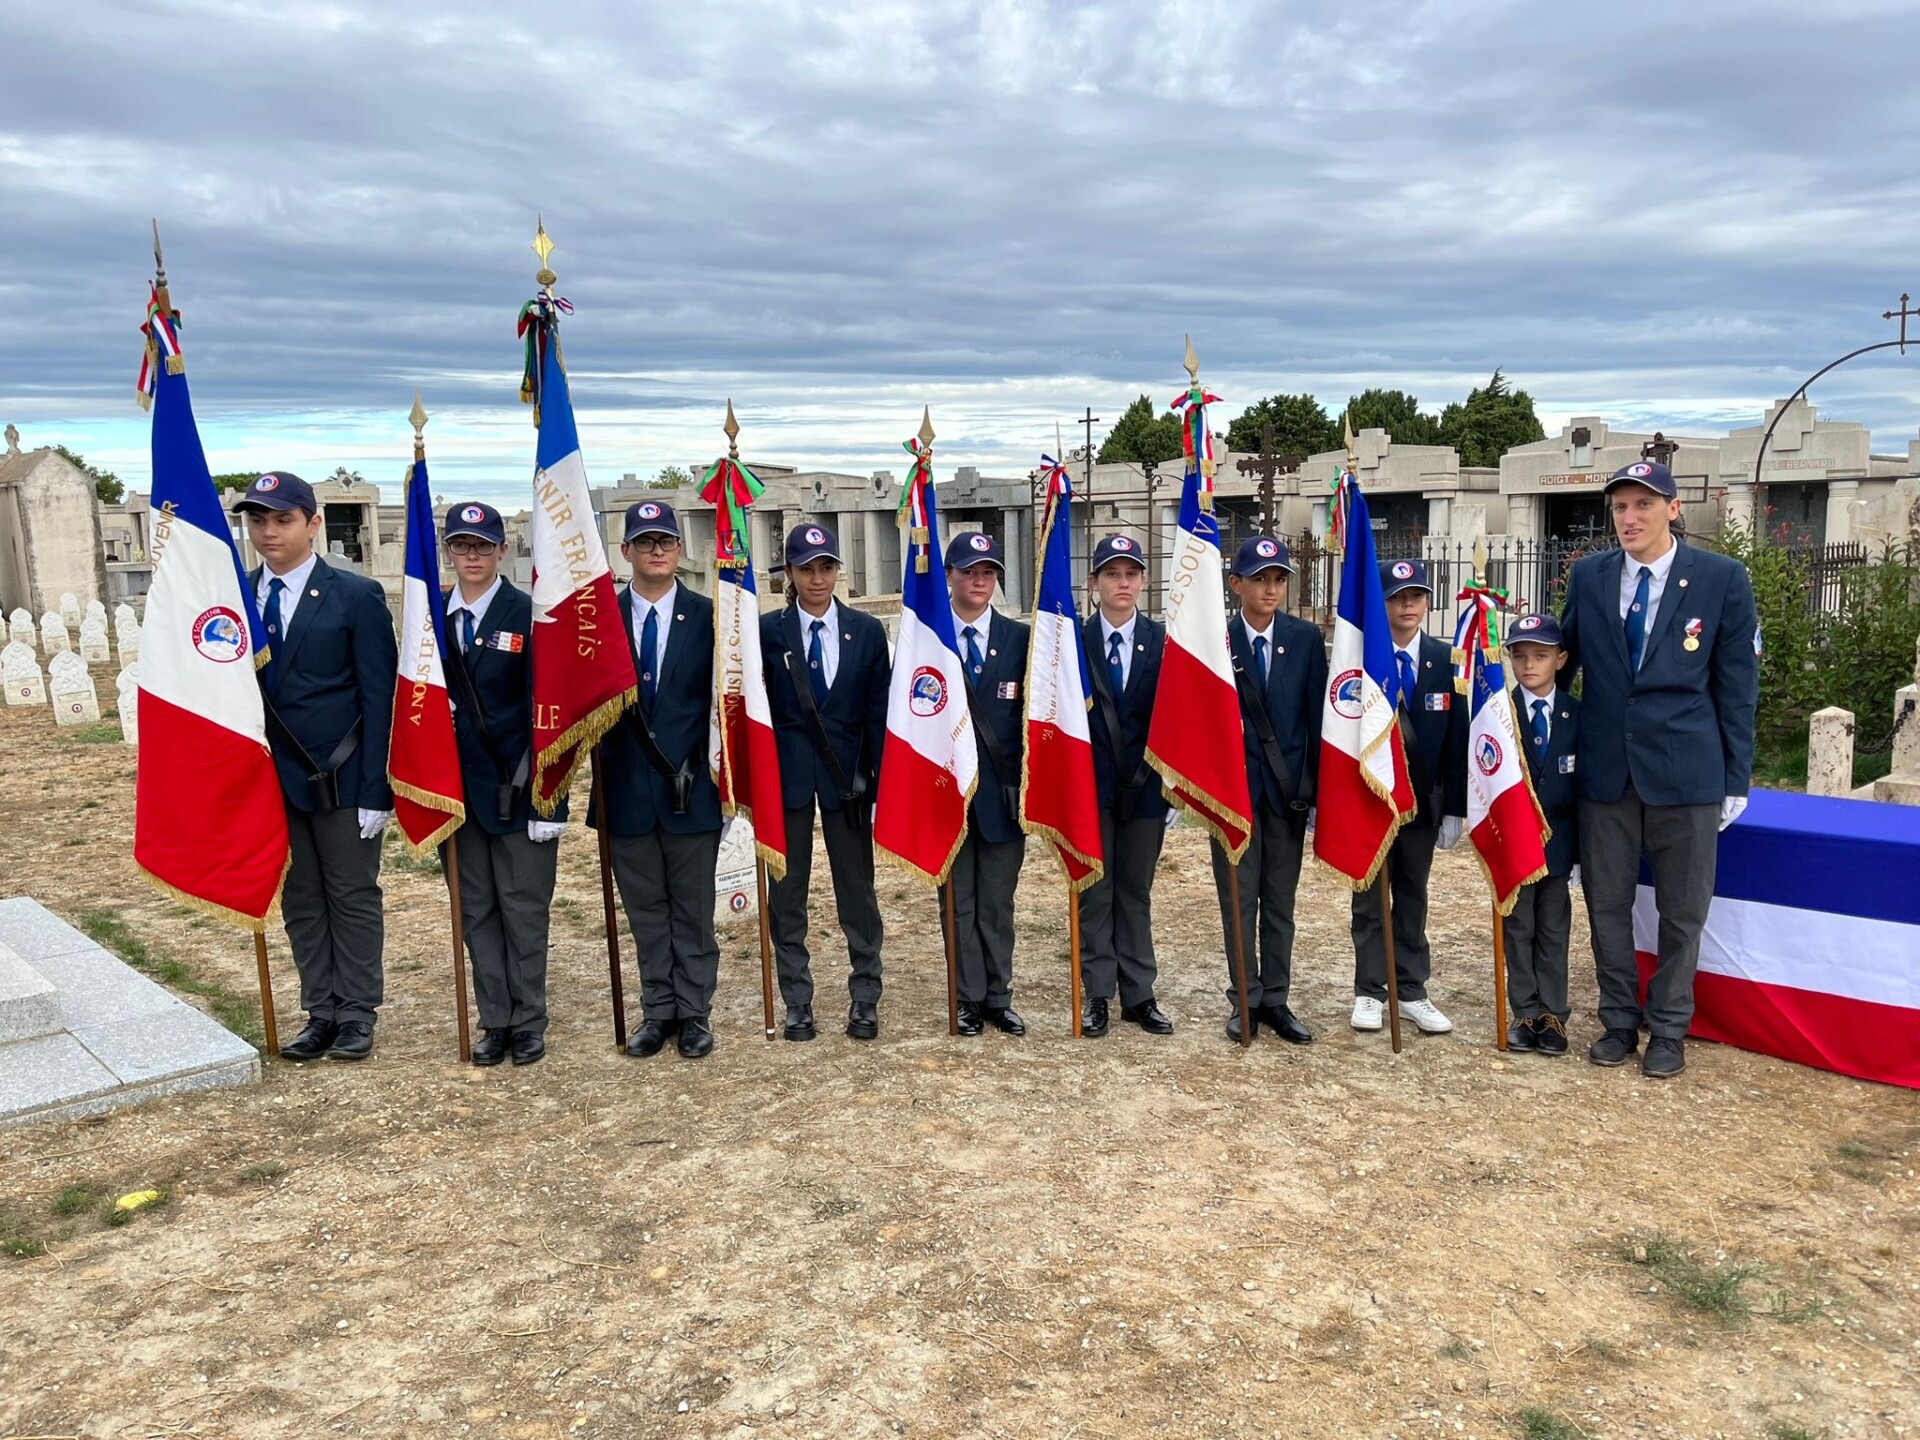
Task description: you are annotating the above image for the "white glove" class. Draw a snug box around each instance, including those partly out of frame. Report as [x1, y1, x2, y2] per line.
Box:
[1719, 796, 1749, 832]
[357, 808, 392, 840]
[1567, 864, 1582, 889]
[1164, 808, 1178, 831]
[1306, 807, 1317, 834]
[527, 819, 566, 843]
[1437, 815, 1464, 851]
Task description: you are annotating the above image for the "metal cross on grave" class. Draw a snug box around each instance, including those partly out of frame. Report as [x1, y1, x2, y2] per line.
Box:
[1884, 292, 1920, 354]
[1235, 420, 1303, 536]
[1640, 431, 1680, 468]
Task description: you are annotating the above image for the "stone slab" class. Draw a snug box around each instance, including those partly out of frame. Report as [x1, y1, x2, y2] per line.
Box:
[0, 1033, 120, 1120]
[0, 940, 60, 1043]
[73, 1008, 258, 1086]
[0, 897, 108, 961]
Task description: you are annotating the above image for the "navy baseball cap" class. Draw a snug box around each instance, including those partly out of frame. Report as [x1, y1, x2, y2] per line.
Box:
[1506, 612, 1565, 648]
[1230, 535, 1294, 578]
[1090, 533, 1146, 573]
[622, 499, 681, 543]
[784, 522, 842, 567]
[234, 471, 317, 515]
[1604, 459, 1677, 498]
[1379, 557, 1432, 598]
[945, 531, 1003, 572]
[444, 501, 505, 546]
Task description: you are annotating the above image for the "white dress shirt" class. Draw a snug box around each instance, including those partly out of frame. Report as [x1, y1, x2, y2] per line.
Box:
[1243, 615, 1276, 680]
[798, 599, 841, 688]
[1518, 684, 1558, 746]
[630, 582, 679, 679]
[445, 577, 503, 652]
[256, 552, 319, 632]
[1618, 538, 1679, 634]
[1100, 613, 1137, 690]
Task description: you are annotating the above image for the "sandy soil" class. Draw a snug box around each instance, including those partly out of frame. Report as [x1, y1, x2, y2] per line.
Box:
[1, 684, 1916, 1440]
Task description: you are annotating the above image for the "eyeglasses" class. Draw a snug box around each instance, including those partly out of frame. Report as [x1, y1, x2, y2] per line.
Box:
[448, 539, 499, 557]
[626, 535, 679, 553]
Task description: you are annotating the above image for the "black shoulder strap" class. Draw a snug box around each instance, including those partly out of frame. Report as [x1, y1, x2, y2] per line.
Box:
[958, 666, 1017, 788]
[785, 610, 864, 802]
[443, 632, 521, 784]
[1229, 644, 1297, 809]
[259, 686, 361, 779]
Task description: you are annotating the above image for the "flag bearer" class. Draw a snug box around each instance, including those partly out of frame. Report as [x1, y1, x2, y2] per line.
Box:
[1077, 534, 1174, 1039]
[440, 502, 563, 1067]
[238, 471, 398, 1063]
[1349, 557, 1467, 1038]
[760, 523, 892, 1041]
[944, 531, 1030, 1037]
[1213, 537, 1326, 1045]
[593, 501, 724, 1061]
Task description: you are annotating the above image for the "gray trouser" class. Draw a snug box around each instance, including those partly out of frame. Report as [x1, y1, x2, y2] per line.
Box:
[283, 801, 384, 1025]
[1502, 874, 1572, 1021]
[1350, 816, 1438, 1002]
[949, 827, 1025, 1006]
[1580, 787, 1719, 1039]
[1210, 802, 1306, 1011]
[1078, 811, 1165, 1007]
[610, 827, 723, 1022]
[449, 822, 558, 1035]
[767, 798, 884, 1007]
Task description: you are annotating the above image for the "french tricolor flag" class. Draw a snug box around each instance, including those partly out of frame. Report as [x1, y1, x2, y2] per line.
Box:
[387, 442, 465, 852]
[1314, 476, 1417, 886]
[1634, 790, 1920, 1090]
[134, 284, 289, 928]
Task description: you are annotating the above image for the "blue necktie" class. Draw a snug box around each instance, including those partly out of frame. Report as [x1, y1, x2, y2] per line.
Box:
[1253, 634, 1270, 690]
[1397, 649, 1417, 712]
[962, 624, 983, 680]
[1531, 696, 1550, 753]
[461, 610, 477, 657]
[640, 606, 658, 710]
[262, 577, 286, 689]
[808, 619, 829, 705]
[1626, 565, 1651, 671]
[1107, 631, 1125, 697]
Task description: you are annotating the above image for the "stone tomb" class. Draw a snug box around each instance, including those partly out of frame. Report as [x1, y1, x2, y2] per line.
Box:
[39, 611, 68, 655]
[114, 603, 140, 661]
[47, 651, 100, 726]
[7, 608, 33, 648]
[116, 663, 139, 745]
[59, 592, 81, 633]
[0, 898, 259, 1128]
[2, 640, 45, 707]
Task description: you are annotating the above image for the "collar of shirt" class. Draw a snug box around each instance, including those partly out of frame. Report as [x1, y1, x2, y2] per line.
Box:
[1101, 614, 1135, 650]
[1519, 684, 1557, 715]
[632, 581, 678, 644]
[257, 551, 319, 626]
[446, 576, 503, 635]
[1242, 615, 1276, 650]
[798, 598, 838, 634]
[1636, 538, 1679, 584]
[798, 600, 840, 687]
[955, 606, 993, 641]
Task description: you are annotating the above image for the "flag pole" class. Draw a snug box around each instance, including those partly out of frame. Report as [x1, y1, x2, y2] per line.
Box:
[591, 747, 627, 1049]
[1492, 901, 1509, 1052]
[757, 858, 776, 1041]
[940, 883, 960, 1036]
[1068, 888, 1084, 1038]
[1226, 866, 1253, 1048]
[1379, 874, 1403, 1054]
[252, 930, 279, 1056]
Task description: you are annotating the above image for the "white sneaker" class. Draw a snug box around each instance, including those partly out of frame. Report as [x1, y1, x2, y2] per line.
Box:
[1401, 998, 1454, 1034]
[1350, 996, 1384, 1031]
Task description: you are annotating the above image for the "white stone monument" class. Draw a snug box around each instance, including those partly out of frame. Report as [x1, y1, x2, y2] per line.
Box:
[78, 617, 111, 664]
[2, 641, 45, 707]
[38, 612, 68, 656]
[714, 816, 760, 927]
[115, 613, 140, 662]
[1806, 707, 1854, 798]
[47, 651, 100, 726]
[7, 609, 33, 648]
[116, 663, 139, 745]
[58, 592, 81, 633]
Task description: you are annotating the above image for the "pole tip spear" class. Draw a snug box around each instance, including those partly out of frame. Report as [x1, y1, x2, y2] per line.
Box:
[724, 398, 740, 459]
[410, 392, 429, 458]
[1183, 334, 1199, 383]
[918, 405, 935, 449]
[532, 215, 557, 290]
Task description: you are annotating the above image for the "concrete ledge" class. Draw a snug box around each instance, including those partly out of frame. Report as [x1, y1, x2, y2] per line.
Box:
[0, 940, 60, 1043]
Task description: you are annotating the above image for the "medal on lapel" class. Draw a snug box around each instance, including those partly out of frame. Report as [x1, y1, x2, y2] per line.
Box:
[1682, 617, 1702, 653]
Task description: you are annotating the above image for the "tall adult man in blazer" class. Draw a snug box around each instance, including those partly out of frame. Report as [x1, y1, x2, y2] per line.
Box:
[1213, 537, 1326, 1045]
[592, 501, 724, 1061]
[1350, 557, 1467, 1038]
[1560, 459, 1759, 1079]
[1077, 534, 1175, 1038]
[238, 471, 397, 1063]
[760, 523, 892, 1041]
[944, 531, 1030, 1037]
[440, 502, 565, 1068]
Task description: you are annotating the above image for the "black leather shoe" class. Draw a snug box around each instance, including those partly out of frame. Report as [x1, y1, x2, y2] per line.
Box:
[1533, 1014, 1569, 1056]
[783, 1004, 816, 1043]
[626, 1019, 675, 1058]
[1588, 1027, 1639, 1067]
[510, 1031, 545, 1065]
[327, 1021, 373, 1061]
[847, 1001, 879, 1040]
[1506, 1017, 1538, 1052]
[955, 1002, 985, 1036]
[279, 1018, 336, 1062]
[1641, 1036, 1686, 1079]
[1262, 1004, 1314, 1045]
[1225, 1008, 1259, 1043]
[1081, 997, 1110, 1038]
[985, 1006, 1026, 1036]
[676, 1019, 713, 1059]
[471, 1028, 510, 1066]
[1121, 998, 1174, 1035]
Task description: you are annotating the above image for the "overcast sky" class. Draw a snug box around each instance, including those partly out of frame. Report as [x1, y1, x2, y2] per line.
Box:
[5, 0, 1920, 506]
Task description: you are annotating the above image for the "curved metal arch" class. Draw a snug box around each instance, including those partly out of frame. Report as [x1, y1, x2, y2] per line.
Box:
[1749, 338, 1916, 496]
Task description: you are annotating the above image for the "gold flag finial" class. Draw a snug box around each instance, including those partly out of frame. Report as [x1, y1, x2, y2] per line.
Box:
[532, 216, 557, 289]
[918, 405, 935, 447]
[410, 390, 428, 437]
[1473, 533, 1489, 586]
[1343, 408, 1357, 471]
[1183, 334, 1199, 383]
[724, 398, 740, 459]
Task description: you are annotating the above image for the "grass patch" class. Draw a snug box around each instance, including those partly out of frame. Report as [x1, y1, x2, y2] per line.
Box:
[51, 1184, 99, 1218]
[382, 832, 443, 876]
[1620, 1232, 1825, 1326]
[78, 798, 103, 811]
[1515, 1407, 1581, 1440]
[2, 1233, 45, 1258]
[1437, 1336, 1473, 1361]
[1577, 1335, 1631, 1367]
[75, 908, 264, 1048]
[58, 722, 123, 745]
[239, 1161, 287, 1185]
[1766, 1423, 1825, 1440]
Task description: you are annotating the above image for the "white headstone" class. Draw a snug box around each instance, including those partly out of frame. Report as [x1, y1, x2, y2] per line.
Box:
[58, 592, 82, 631]
[113, 602, 137, 634]
[39, 612, 69, 655]
[116, 663, 139, 745]
[78, 617, 111, 664]
[713, 816, 760, 927]
[7, 609, 32, 648]
[84, 598, 107, 628]
[48, 651, 99, 727]
[116, 618, 141, 662]
[1806, 707, 1854, 798]
[2, 640, 45, 707]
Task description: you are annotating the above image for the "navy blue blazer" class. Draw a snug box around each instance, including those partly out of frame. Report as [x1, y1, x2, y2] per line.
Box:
[1082, 612, 1170, 821]
[1512, 685, 1580, 877]
[760, 602, 891, 813]
[1226, 611, 1327, 816]
[254, 558, 397, 814]
[1559, 542, 1759, 806]
[1395, 630, 1468, 824]
[959, 608, 1029, 846]
[439, 581, 566, 835]
[589, 586, 721, 836]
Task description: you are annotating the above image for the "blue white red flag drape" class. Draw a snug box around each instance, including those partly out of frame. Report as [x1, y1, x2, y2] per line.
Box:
[388, 452, 466, 852]
[1452, 583, 1547, 913]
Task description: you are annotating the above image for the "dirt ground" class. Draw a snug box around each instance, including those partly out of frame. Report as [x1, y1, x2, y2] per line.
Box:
[1, 684, 1916, 1440]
